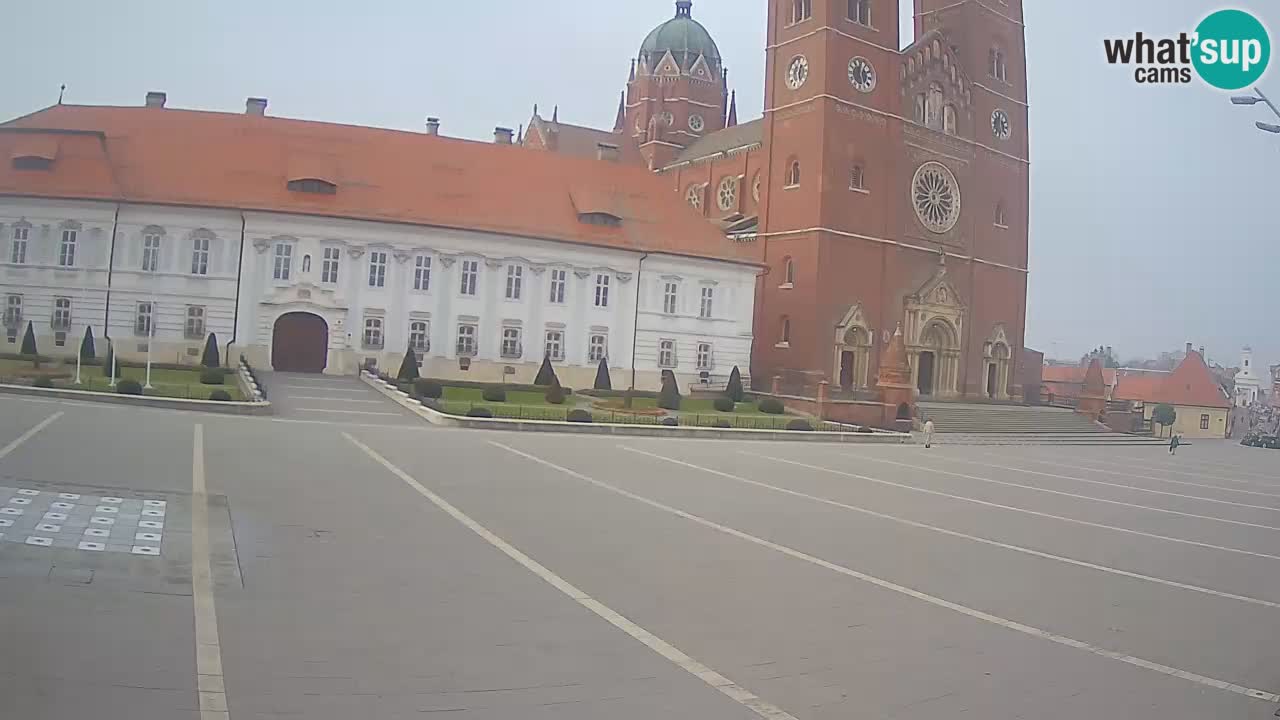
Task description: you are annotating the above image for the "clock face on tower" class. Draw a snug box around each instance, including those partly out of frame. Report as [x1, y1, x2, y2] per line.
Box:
[786, 56, 809, 90]
[848, 57, 876, 93]
[991, 109, 1011, 140]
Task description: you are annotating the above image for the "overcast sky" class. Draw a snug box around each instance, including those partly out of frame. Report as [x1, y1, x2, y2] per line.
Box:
[3, 1, 1276, 371]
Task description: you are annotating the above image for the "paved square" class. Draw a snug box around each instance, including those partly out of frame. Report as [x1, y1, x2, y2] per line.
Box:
[0, 485, 169, 556]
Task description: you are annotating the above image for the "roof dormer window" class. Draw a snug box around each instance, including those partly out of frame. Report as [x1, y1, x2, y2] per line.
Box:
[287, 178, 336, 195]
[12, 156, 52, 171]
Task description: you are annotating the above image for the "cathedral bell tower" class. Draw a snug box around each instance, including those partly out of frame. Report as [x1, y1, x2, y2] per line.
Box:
[625, 1, 728, 170]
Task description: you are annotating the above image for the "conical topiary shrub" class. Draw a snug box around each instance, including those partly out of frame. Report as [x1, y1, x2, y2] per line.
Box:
[726, 365, 744, 403]
[19, 321, 36, 357]
[79, 326, 96, 361]
[398, 347, 420, 382]
[534, 354, 559, 386]
[657, 371, 681, 411]
[593, 356, 611, 391]
[201, 333, 221, 368]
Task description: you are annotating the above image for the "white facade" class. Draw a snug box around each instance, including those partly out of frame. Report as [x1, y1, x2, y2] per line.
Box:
[1, 198, 755, 391]
[1234, 346, 1263, 407]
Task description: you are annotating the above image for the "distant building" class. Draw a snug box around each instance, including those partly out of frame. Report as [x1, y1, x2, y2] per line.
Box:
[1233, 346, 1263, 407]
[1113, 348, 1230, 439]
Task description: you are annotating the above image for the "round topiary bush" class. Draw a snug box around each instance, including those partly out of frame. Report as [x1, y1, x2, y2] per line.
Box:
[414, 379, 444, 399]
[661, 417, 679, 427]
[200, 368, 227, 385]
[482, 386, 507, 402]
[208, 390, 232, 401]
[116, 379, 143, 395]
[546, 383, 567, 405]
[786, 419, 813, 431]
[467, 407, 494, 418]
[713, 420, 732, 429]
[33, 377, 54, 389]
[713, 396, 735, 412]
[758, 397, 785, 415]
[566, 409, 593, 423]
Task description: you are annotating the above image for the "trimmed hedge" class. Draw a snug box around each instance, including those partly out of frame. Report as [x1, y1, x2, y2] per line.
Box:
[566, 409, 593, 423]
[419, 378, 573, 395]
[33, 377, 54, 389]
[208, 390, 232, 402]
[758, 397, 785, 415]
[116, 379, 143, 395]
[786, 419, 813, 432]
[577, 388, 656, 399]
[467, 407, 494, 418]
[661, 417, 679, 427]
[200, 368, 228, 385]
[481, 387, 508, 402]
[414, 379, 444, 399]
[713, 397, 735, 412]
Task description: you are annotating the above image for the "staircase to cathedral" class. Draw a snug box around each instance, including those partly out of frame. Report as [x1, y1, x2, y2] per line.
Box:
[917, 402, 1165, 445]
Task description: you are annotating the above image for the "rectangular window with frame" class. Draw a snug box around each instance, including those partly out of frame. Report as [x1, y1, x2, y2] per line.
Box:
[506, 265, 523, 300]
[59, 229, 77, 267]
[9, 226, 28, 264]
[549, 269, 567, 304]
[409, 320, 430, 353]
[544, 329, 565, 361]
[142, 233, 161, 272]
[52, 297, 71, 330]
[368, 251, 387, 288]
[3, 294, 22, 329]
[322, 247, 341, 284]
[588, 334, 608, 363]
[699, 286, 714, 319]
[456, 323, 478, 356]
[501, 327, 522, 358]
[135, 302, 154, 336]
[848, 0, 871, 26]
[658, 339, 676, 368]
[663, 282, 679, 315]
[274, 243, 292, 280]
[460, 260, 478, 295]
[594, 274, 610, 308]
[414, 255, 432, 291]
[1200, 414, 1211, 431]
[192, 236, 210, 275]
[791, 0, 812, 24]
[362, 317, 384, 348]
[185, 305, 206, 339]
[696, 342, 712, 370]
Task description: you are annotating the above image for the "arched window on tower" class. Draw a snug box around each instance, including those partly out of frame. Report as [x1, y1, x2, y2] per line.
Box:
[926, 83, 944, 130]
[943, 105, 957, 135]
[785, 158, 801, 188]
[990, 47, 1008, 82]
[914, 94, 926, 125]
[780, 316, 792, 346]
[848, 0, 871, 26]
[782, 257, 796, 287]
[791, 0, 812, 24]
[995, 202, 1008, 228]
[850, 164, 866, 191]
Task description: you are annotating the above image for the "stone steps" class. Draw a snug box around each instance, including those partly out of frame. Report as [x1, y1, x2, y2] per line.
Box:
[919, 402, 1112, 434]
[929, 433, 1167, 446]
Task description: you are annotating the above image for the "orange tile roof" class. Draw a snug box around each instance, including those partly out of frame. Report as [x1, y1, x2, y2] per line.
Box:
[1113, 374, 1164, 403]
[1040, 366, 1117, 386]
[0, 104, 757, 265]
[1156, 351, 1230, 409]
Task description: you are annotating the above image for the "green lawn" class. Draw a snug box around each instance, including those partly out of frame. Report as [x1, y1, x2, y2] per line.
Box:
[442, 386, 555, 405]
[593, 396, 772, 415]
[0, 359, 242, 401]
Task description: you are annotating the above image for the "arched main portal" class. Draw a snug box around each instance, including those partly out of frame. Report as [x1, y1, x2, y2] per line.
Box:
[272, 312, 329, 373]
[913, 320, 960, 397]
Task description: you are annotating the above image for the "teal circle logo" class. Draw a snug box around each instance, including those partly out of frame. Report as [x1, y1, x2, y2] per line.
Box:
[1192, 9, 1271, 90]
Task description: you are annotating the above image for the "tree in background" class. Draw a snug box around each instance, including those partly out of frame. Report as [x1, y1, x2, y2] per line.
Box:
[1081, 345, 1120, 369]
[79, 326, 96, 361]
[397, 347, 420, 382]
[534, 355, 559, 386]
[593, 357, 611, 391]
[201, 333, 221, 368]
[1152, 404, 1177, 437]
[726, 366, 744, 403]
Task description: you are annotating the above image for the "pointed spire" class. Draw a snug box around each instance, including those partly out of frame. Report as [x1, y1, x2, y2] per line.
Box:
[517, 124, 524, 143]
[629, 59, 637, 82]
[552, 105, 558, 124]
[58, 84, 66, 105]
[613, 91, 626, 133]
[726, 91, 738, 128]
[533, 103, 539, 119]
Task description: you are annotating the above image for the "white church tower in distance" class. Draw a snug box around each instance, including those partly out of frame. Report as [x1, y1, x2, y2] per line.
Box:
[1234, 346, 1263, 407]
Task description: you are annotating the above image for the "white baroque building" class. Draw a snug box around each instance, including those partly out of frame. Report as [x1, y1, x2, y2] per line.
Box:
[0, 97, 757, 391]
[1233, 346, 1263, 407]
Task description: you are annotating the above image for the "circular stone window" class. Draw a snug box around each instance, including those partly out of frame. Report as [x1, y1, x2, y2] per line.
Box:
[686, 184, 703, 210]
[689, 113, 705, 132]
[717, 176, 738, 212]
[911, 162, 961, 233]
[660, 111, 675, 127]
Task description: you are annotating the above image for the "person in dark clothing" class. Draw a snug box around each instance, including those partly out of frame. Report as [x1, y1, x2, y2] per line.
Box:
[1169, 433, 1181, 456]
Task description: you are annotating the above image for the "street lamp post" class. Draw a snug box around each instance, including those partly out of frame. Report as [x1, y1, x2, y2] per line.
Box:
[144, 294, 155, 390]
[1230, 87, 1280, 134]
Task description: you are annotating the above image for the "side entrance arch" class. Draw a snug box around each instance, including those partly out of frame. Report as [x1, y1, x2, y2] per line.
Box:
[272, 312, 329, 373]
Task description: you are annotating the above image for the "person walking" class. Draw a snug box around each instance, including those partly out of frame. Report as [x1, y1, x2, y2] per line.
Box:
[1169, 432, 1181, 456]
[923, 418, 935, 449]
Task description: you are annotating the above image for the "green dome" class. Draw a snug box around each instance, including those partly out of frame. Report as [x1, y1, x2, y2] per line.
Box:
[639, 1, 721, 72]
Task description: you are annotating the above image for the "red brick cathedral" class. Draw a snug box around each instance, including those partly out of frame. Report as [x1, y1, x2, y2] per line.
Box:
[525, 0, 1028, 401]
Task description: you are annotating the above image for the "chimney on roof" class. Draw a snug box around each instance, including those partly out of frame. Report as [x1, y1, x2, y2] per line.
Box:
[425, 117, 440, 136]
[245, 97, 268, 116]
[1200, 346, 1205, 356]
[597, 142, 620, 162]
[494, 127, 514, 144]
[1186, 342, 1194, 355]
[145, 91, 167, 109]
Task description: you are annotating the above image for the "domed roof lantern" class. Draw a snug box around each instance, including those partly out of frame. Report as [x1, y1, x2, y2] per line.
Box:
[639, 0, 722, 73]
[675, 0, 692, 18]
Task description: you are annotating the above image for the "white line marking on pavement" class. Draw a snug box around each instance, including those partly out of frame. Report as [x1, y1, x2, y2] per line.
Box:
[281, 385, 369, 393]
[1094, 452, 1280, 483]
[495, 442, 1280, 706]
[282, 397, 386, 404]
[831, 451, 1280, 532]
[0, 412, 62, 460]
[294, 408, 401, 416]
[1031, 451, 1280, 489]
[952, 448, 1280, 504]
[191, 425, 229, 719]
[342, 433, 799, 720]
[745, 453, 1280, 562]
[622, 447, 1280, 609]
[265, 418, 426, 429]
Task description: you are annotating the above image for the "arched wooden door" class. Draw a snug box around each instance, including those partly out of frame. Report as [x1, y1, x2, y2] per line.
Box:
[271, 312, 328, 373]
